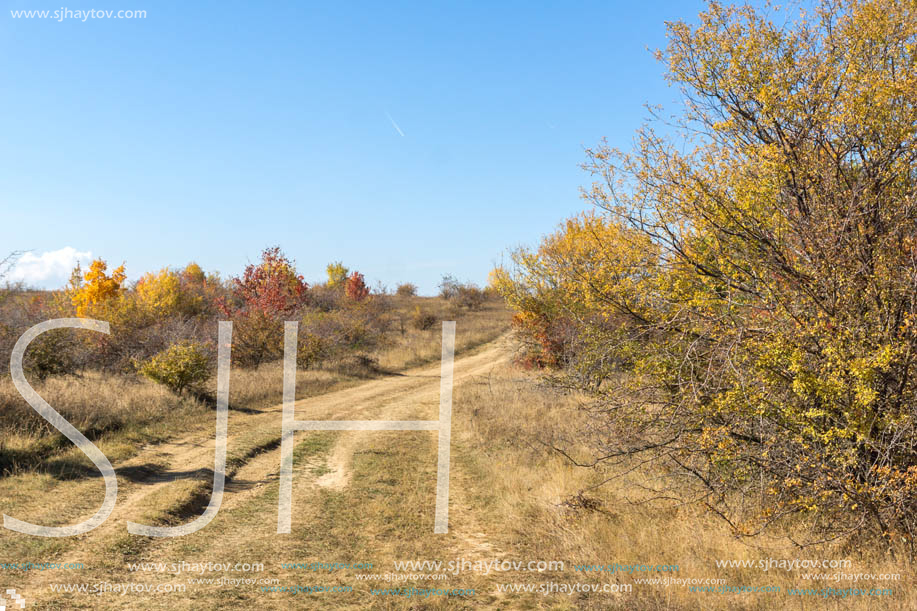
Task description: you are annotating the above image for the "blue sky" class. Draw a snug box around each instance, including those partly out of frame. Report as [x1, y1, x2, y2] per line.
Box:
[1, 0, 705, 294]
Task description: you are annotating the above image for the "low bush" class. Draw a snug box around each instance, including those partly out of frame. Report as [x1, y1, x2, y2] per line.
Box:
[136, 340, 212, 395]
[455, 284, 485, 311]
[439, 275, 486, 311]
[411, 306, 437, 331]
[22, 328, 80, 380]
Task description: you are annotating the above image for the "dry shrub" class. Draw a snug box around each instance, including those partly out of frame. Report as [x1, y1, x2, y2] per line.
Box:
[410, 306, 437, 331]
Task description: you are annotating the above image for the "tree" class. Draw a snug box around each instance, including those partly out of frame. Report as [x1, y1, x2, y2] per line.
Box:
[219, 247, 309, 367]
[181, 262, 206, 285]
[135, 263, 219, 319]
[326, 261, 349, 288]
[437, 274, 486, 311]
[438, 274, 460, 300]
[0, 251, 21, 282]
[498, 0, 917, 546]
[68, 259, 127, 317]
[345, 271, 370, 301]
[0, 251, 23, 308]
[135, 268, 186, 317]
[225, 247, 308, 317]
[492, 212, 655, 368]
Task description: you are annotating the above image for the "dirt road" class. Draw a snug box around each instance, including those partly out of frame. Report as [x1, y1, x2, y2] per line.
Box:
[12, 336, 510, 609]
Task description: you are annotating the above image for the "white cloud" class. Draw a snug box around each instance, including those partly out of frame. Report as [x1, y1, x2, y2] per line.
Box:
[7, 247, 93, 289]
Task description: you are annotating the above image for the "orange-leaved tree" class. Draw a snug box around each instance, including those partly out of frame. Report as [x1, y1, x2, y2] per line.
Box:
[68, 259, 127, 317]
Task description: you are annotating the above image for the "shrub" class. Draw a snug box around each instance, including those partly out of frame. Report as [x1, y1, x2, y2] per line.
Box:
[455, 284, 485, 311]
[22, 328, 79, 380]
[308, 283, 344, 312]
[297, 332, 329, 369]
[396, 283, 418, 297]
[136, 340, 212, 395]
[492, 213, 652, 368]
[181, 262, 206, 284]
[135, 268, 197, 319]
[64, 260, 161, 372]
[225, 247, 308, 317]
[230, 310, 285, 367]
[411, 306, 437, 331]
[134, 263, 221, 320]
[298, 299, 391, 367]
[438, 275, 485, 310]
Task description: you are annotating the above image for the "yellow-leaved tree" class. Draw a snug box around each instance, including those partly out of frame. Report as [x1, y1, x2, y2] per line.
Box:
[496, 0, 917, 548]
[134, 263, 212, 318]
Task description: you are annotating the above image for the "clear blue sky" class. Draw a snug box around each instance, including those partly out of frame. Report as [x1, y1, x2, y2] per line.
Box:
[1, 0, 704, 294]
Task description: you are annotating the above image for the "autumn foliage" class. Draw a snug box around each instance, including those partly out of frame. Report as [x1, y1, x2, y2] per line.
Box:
[495, 0, 917, 547]
[344, 271, 369, 301]
[33, 247, 389, 373]
[217, 247, 310, 366]
[223, 247, 308, 318]
[325, 261, 348, 288]
[68, 259, 127, 317]
[135, 263, 219, 319]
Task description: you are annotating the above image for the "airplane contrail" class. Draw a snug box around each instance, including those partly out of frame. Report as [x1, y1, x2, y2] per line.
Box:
[385, 111, 405, 137]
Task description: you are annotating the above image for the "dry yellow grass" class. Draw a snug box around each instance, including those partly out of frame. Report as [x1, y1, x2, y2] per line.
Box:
[450, 359, 914, 610]
[375, 297, 508, 370]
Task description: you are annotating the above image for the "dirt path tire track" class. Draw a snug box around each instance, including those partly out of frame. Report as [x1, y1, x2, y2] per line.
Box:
[213, 335, 509, 515]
